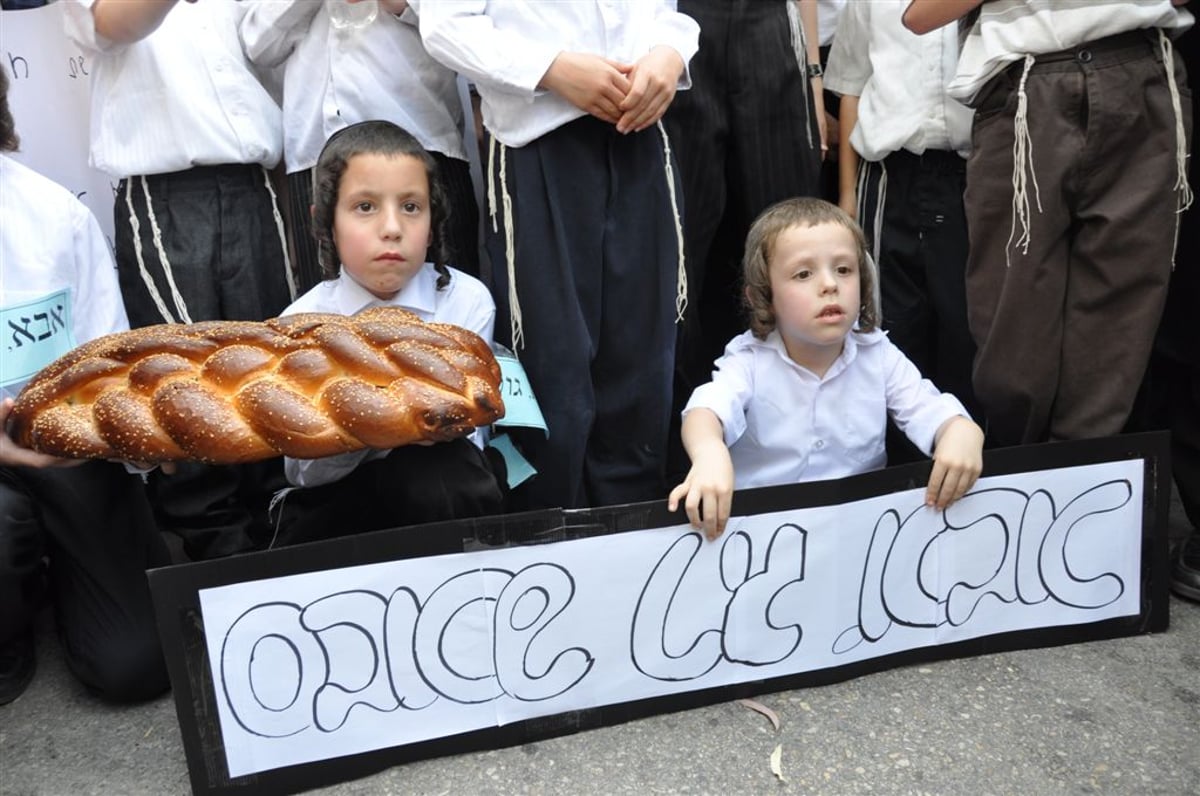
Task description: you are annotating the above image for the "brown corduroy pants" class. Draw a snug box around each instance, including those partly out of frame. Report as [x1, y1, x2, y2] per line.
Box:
[964, 29, 1192, 447]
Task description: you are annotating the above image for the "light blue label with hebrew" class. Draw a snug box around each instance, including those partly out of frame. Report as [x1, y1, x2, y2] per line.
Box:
[486, 433, 537, 489]
[493, 353, 548, 435]
[1, 289, 76, 392]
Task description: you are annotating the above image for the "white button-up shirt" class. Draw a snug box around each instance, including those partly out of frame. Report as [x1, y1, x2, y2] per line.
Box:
[280, 265, 495, 487]
[239, 1, 467, 174]
[684, 329, 968, 491]
[1, 155, 127, 397]
[63, 0, 283, 178]
[412, 0, 700, 147]
[824, 0, 973, 161]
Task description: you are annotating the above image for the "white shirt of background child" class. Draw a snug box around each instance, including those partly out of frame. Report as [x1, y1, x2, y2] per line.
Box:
[0, 155, 127, 395]
[817, 0, 848, 48]
[684, 329, 968, 491]
[411, 0, 700, 148]
[824, 0, 973, 162]
[281, 264, 495, 487]
[63, 0, 282, 178]
[239, 2, 467, 174]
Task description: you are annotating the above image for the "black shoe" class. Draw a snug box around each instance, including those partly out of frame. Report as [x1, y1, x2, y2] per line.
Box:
[0, 629, 36, 706]
[1171, 532, 1200, 602]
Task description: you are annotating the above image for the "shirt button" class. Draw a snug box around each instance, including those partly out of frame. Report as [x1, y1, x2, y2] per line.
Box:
[814, 439, 825, 450]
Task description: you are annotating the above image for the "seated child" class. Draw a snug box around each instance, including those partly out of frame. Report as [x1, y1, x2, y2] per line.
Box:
[272, 121, 503, 547]
[668, 197, 983, 540]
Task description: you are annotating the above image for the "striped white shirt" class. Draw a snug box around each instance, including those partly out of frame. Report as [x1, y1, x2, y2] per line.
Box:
[948, 0, 1193, 105]
[63, 0, 283, 178]
[239, 1, 468, 174]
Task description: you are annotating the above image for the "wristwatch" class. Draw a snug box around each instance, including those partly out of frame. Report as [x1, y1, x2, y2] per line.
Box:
[807, 63, 824, 79]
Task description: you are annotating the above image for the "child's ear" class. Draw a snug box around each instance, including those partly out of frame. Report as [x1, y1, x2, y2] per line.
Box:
[310, 204, 316, 221]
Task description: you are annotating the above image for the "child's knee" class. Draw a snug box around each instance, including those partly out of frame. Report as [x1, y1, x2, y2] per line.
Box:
[67, 630, 169, 704]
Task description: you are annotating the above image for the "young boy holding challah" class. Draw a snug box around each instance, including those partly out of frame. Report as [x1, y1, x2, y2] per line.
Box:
[269, 121, 505, 547]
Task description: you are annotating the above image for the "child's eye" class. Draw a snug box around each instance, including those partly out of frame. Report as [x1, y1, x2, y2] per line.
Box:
[793, 269, 811, 280]
[836, 264, 855, 276]
[354, 201, 374, 213]
[403, 201, 421, 214]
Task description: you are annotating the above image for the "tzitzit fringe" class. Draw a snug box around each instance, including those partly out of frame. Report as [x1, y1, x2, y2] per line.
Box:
[126, 178, 190, 324]
[859, 158, 888, 270]
[1160, 29, 1194, 267]
[786, 0, 815, 150]
[487, 135, 499, 234]
[1006, 54, 1042, 267]
[495, 140, 523, 350]
[495, 123, 689, 348]
[262, 166, 297, 301]
[657, 120, 688, 323]
[853, 161, 884, 328]
[266, 486, 298, 551]
[139, 176, 193, 323]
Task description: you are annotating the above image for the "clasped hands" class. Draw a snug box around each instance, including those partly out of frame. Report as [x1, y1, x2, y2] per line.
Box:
[539, 46, 685, 134]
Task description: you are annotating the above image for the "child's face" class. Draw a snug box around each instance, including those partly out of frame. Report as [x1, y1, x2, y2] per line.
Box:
[767, 221, 861, 372]
[333, 152, 432, 300]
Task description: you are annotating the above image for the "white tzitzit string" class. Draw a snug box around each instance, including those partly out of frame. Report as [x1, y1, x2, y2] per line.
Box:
[125, 179, 175, 324]
[1005, 55, 1042, 267]
[657, 121, 688, 323]
[261, 166, 297, 301]
[266, 486, 298, 551]
[497, 141, 523, 350]
[786, 0, 815, 150]
[871, 161, 888, 269]
[126, 178, 191, 323]
[1160, 29, 1194, 267]
[139, 176, 193, 323]
[487, 135, 499, 233]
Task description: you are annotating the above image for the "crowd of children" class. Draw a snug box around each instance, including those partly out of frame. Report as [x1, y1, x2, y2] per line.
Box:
[0, 0, 1196, 709]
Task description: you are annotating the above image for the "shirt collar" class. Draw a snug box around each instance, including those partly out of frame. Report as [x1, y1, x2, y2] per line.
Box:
[763, 328, 884, 381]
[334, 264, 438, 318]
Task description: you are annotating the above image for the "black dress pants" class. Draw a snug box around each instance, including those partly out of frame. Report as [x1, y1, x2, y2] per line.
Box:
[0, 462, 169, 702]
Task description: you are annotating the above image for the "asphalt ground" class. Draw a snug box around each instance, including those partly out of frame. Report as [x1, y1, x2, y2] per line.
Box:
[2, 490, 1197, 796]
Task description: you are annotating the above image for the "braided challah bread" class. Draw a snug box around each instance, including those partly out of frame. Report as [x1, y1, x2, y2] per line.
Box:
[8, 307, 504, 464]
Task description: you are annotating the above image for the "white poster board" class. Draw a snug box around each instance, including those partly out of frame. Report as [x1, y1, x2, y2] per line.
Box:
[2, 3, 116, 245]
[195, 459, 1144, 779]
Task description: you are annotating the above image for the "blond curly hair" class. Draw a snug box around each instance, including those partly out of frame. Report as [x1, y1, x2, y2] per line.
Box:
[742, 197, 879, 340]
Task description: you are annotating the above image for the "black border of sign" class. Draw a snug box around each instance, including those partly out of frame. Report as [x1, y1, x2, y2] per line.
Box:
[148, 432, 1171, 796]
